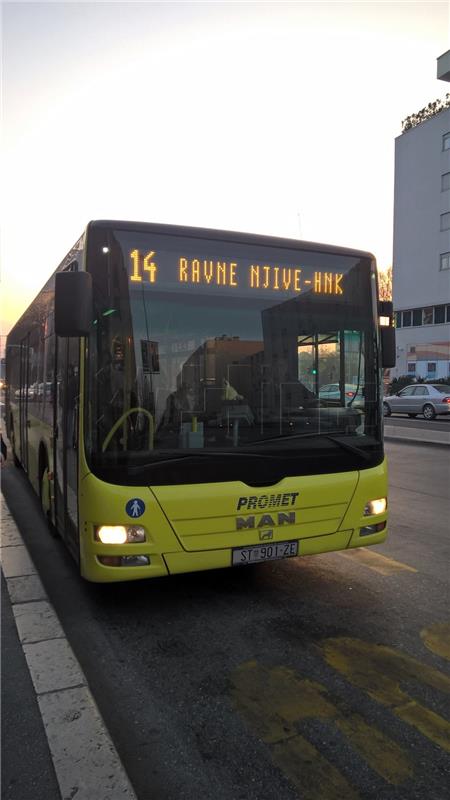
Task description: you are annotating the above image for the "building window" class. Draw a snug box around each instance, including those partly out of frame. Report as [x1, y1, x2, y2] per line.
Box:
[441, 213, 450, 231]
[412, 309, 422, 326]
[440, 253, 450, 271]
[435, 305, 446, 324]
[409, 346, 416, 354]
[395, 311, 402, 328]
[423, 307, 433, 325]
[402, 310, 412, 327]
[407, 362, 416, 374]
[447, 305, 450, 323]
[427, 362, 437, 376]
[442, 172, 450, 191]
[444, 133, 450, 151]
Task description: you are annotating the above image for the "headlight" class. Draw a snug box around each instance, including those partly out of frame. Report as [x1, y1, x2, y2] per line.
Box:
[363, 498, 387, 516]
[96, 525, 146, 544]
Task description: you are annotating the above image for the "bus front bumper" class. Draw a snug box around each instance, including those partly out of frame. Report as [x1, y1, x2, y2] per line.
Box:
[81, 524, 387, 582]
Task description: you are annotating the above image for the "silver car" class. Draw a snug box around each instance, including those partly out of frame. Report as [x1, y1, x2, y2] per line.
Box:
[319, 383, 364, 408]
[383, 384, 450, 420]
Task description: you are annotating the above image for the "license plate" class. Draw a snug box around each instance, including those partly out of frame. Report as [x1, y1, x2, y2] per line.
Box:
[232, 540, 298, 566]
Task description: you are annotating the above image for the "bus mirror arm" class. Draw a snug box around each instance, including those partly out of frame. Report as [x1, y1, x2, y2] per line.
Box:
[55, 271, 93, 337]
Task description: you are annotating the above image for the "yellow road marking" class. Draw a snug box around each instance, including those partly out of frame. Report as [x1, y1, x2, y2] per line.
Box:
[334, 713, 413, 784]
[338, 548, 417, 575]
[322, 637, 450, 753]
[231, 661, 413, 798]
[421, 622, 450, 661]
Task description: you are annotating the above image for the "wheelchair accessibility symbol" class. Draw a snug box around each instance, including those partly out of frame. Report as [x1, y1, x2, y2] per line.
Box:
[126, 498, 145, 518]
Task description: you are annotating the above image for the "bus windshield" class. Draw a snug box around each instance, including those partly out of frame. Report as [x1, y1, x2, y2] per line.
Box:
[85, 227, 381, 485]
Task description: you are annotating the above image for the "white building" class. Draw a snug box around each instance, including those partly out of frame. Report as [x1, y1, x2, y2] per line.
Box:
[392, 54, 450, 381]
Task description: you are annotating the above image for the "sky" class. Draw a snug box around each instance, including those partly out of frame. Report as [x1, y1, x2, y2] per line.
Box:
[1, 0, 449, 348]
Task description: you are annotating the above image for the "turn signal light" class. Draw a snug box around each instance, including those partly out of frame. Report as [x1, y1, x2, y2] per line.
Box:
[126, 526, 146, 543]
[363, 498, 387, 516]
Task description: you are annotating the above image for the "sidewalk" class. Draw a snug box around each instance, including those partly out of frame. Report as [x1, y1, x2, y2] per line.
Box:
[1, 494, 137, 800]
[1, 570, 61, 800]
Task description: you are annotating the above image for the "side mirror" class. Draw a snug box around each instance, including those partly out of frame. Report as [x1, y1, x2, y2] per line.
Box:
[378, 300, 396, 368]
[55, 271, 93, 336]
[380, 327, 396, 368]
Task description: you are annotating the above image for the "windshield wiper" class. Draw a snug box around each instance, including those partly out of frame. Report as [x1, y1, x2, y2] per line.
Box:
[107, 434, 373, 475]
[249, 431, 372, 461]
[126, 450, 285, 473]
[320, 435, 371, 461]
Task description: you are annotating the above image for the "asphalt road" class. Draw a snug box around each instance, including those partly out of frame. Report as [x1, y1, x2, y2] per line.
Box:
[2, 441, 450, 800]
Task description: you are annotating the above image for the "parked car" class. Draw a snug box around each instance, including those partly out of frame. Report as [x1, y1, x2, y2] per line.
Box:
[383, 384, 450, 420]
[319, 383, 364, 408]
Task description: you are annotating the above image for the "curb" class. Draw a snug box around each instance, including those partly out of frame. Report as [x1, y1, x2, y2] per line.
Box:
[384, 435, 450, 448]
[1, 494, 138, 800]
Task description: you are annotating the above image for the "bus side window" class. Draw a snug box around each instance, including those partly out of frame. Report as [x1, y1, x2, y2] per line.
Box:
[28, 326, 40, 406]
[43, 331, 55, 427]
[37, 323, 46, 420]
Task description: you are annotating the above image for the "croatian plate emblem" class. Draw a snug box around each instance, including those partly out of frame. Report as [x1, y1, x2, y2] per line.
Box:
[126, 498, 145, 518]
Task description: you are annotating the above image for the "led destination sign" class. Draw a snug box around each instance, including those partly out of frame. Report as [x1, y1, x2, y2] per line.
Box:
[129, 248, 344, 296]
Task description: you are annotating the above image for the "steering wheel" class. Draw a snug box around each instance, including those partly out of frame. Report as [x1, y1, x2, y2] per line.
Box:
[102, 407, 154, 453]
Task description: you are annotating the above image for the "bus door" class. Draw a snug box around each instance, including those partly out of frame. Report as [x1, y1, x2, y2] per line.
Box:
[297, 332, 342, 394]
[19, 334, 30, 471]
[54, 337, 80, 561]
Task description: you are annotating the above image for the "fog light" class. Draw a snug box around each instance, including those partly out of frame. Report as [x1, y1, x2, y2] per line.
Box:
[97, 525, 127, 544]
[364, 498, 387, 516]
[96, 525, 146, 544]
[120, 555, 150, 567]
[97, 555, 150, 567]
[360, 522, 386, 536]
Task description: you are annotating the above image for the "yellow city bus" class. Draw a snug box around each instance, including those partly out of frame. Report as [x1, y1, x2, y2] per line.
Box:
[5, 221, 395, 582]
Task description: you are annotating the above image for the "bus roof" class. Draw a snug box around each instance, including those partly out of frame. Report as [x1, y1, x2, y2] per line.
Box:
[88, 220, 377, 263]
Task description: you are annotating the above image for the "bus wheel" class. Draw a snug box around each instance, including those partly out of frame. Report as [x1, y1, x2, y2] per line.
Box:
[10, 426, 21, 468]
[39, 462, 57, 536]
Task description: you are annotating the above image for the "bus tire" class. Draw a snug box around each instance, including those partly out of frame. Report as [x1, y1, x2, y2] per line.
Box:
[39, 453, 57, 537]
[10, 424, 21, 468]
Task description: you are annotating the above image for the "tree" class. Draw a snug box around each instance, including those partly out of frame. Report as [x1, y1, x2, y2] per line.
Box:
[378, 266, 392, 301]
[402, 94, 450, 133]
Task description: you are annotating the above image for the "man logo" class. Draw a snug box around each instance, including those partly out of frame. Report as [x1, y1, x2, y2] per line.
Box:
[259, 529, 273, 541]
[236, 512, 296, 530]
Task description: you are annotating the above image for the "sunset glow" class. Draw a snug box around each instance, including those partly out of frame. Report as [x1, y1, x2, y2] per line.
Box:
[2, 1, 448, 351]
